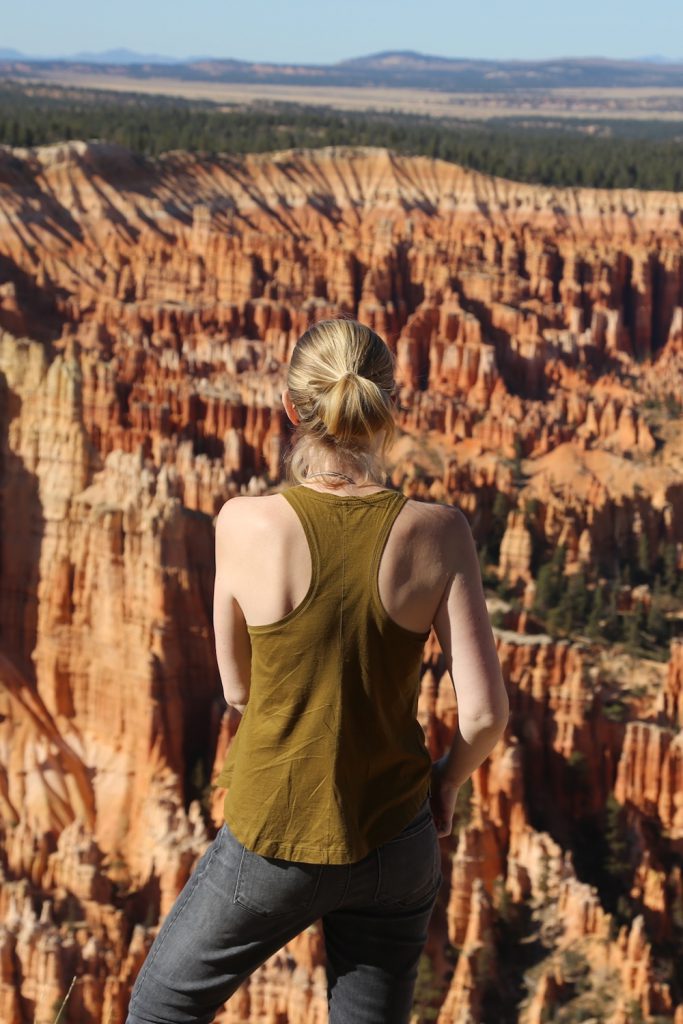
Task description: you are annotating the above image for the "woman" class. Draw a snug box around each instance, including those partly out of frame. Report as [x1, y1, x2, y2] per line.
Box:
[126, 318, 509, 1024]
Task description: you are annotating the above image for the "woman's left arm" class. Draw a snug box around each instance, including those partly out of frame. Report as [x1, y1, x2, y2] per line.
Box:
[213, 499, 252, 714]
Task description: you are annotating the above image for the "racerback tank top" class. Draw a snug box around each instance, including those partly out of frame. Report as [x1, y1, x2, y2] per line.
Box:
[215, 484, 433, 864]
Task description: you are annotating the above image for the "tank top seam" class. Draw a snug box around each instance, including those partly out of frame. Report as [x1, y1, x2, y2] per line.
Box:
[332, 504, 347, 849]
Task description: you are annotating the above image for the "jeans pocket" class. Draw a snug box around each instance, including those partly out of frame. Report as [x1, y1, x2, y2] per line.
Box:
[233, 847, 323, 918]
[375, 802, 442, 908]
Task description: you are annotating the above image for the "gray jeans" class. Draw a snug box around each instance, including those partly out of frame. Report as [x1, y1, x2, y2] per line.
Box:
[126, 798, 442, 1024]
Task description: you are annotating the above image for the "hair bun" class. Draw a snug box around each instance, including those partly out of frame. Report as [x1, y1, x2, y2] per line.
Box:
[286, 318, 397, 455]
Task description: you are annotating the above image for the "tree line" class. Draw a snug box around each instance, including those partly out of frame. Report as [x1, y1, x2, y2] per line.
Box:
[1, 81, 682, 191]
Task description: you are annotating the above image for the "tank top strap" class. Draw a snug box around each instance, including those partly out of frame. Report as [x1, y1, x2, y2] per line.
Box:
[277, 486, 323, 581]
[367, 491, 408, 613]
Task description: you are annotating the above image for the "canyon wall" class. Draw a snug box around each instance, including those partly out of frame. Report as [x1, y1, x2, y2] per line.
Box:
[0, 142, 681, 1022]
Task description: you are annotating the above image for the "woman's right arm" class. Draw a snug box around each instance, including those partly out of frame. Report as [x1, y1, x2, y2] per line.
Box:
[430, 506, 510, 836]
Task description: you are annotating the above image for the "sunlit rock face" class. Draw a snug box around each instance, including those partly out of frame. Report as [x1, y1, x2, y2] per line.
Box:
[0, 141, 681, 1022]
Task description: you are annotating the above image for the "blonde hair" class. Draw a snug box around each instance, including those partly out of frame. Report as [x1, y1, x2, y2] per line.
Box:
[284, 318, 398, 488]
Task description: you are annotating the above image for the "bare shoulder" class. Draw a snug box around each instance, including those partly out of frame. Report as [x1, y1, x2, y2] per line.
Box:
[403, 496, 469, 531]
[402, 498, 474, 571]
[215, 493, 290, 547]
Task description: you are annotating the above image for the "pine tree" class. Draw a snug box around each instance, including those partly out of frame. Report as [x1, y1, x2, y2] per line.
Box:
[489, 492, 509, 562]
[646, 597, 668, 646]
[637, 532, 650, 581]
[662, 542, 678, 593]
[626, 602, 647, 652]
[532, 545, 567, 624]
[533, 563, 556, 617]
[568, 571, 590, 626]
[587, 584, 605, 638]
[605, 794, 631, 881]
[603, 582, 621, 642]
[551, 544, 567, 572]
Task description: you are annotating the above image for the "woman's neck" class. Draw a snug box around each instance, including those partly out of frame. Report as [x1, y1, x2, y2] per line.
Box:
[296, 432, 388, 494]
[302, 458, 386, 494]
[303, 469, 386, 494]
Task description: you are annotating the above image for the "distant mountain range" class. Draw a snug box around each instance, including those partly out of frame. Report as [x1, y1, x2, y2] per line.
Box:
[0, 47, 212, 64]
[634, 54, 683, 64]
[2, 49, 683, 91]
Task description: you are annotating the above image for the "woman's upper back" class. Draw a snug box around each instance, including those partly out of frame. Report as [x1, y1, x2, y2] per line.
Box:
[219, 484, 505, 730]
[225, 485, 458, 638]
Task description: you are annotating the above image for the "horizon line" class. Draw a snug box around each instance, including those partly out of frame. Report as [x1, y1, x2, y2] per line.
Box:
[2, 47, 683, 66]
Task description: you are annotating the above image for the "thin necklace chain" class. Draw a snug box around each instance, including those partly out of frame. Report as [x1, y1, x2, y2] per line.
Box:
[305, 470, 357, 483]
[305, 471, 385, 490]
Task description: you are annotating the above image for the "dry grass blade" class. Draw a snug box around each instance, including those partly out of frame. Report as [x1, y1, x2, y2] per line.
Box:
[52, 974, 77, 1024]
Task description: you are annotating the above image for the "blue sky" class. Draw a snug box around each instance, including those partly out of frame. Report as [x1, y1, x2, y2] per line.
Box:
[5, 0, 683, 63]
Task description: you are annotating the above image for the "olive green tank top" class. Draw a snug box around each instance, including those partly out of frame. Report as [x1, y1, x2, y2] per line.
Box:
[215, 484, 432, 864]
